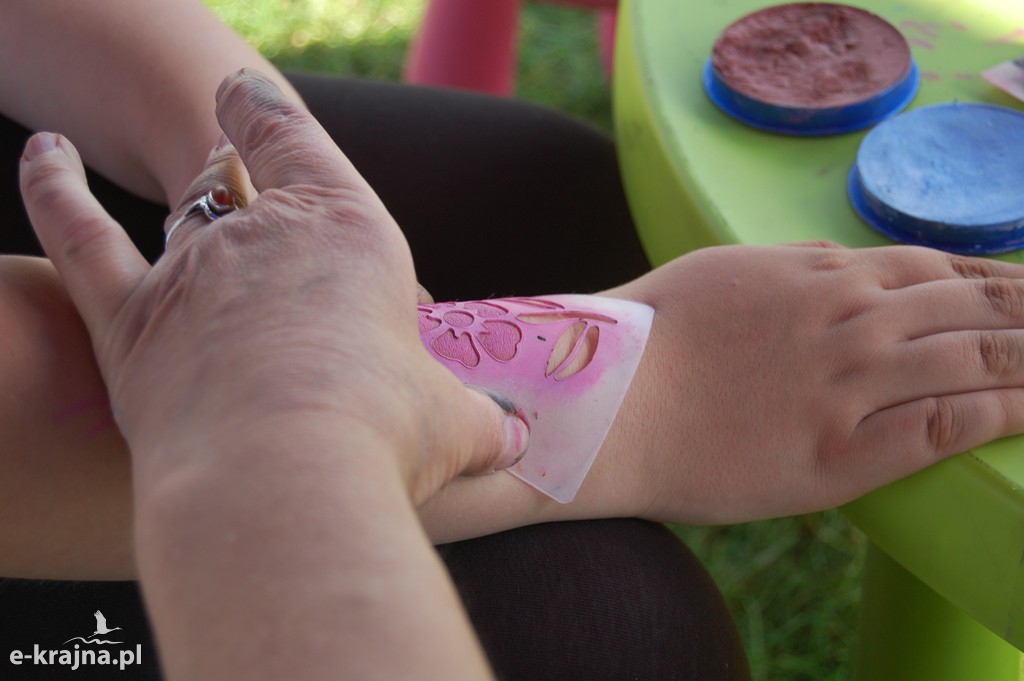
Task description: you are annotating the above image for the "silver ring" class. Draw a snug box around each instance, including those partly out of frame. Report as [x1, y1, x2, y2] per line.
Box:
[165, 187, 238, 246]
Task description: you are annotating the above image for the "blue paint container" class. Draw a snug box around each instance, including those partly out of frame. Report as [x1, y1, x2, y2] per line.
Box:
[849, 103, 1024, 255]
[704, 3, 919, 136]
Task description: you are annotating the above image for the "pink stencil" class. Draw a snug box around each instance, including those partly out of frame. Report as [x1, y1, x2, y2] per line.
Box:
[418, 295, 654, 503]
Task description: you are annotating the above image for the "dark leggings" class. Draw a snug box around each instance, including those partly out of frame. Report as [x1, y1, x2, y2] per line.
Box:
[0, 72, 749, 680]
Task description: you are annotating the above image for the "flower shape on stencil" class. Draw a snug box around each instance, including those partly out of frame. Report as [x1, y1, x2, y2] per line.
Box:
[418, 298, 617, 380]
[418, 301, 521, 368]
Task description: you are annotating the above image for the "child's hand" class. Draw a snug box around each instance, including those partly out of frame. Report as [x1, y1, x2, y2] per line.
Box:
[614, 241, 1024, 523]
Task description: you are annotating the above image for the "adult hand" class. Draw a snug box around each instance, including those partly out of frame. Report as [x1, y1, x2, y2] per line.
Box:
[18, 69, 528, 507]
[19, 69, 529, 681]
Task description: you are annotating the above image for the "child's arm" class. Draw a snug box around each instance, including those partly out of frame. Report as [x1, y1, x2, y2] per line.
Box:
[8, 239, 1024, 576]
[422, 241, 1024, 539]
[2, 0, 301, 207]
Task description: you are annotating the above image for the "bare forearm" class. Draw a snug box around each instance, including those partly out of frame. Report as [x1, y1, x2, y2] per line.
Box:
[135, 424, 493, 681]
[0, 256, 134, 578]
[0, 0, 301, 206]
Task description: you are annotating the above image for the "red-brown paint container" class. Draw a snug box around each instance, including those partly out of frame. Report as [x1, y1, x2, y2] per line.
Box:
[703, 3, 919, 135]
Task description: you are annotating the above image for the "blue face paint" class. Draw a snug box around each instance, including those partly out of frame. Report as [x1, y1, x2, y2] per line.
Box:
[849, 103, 1024, 254]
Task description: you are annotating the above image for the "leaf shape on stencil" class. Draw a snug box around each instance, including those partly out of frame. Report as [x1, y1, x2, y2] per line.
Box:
[518, 311, 617, 325]
[546, 322, 600, 380]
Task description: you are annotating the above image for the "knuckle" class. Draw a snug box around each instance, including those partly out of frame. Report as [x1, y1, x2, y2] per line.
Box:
[238, 109, 300, 156]
[976, 331, 1022, 378]
[981, 278, 1024, 319]
[799, 242, 856, 274]
[258, 186, 309, 215]
[59, 213, 117, 266]
[20, 161, 71, 210]
[808, 250, 850, 272]
[925, 397, 963, 453]
[950, 254, 996, 279]
[324, 197, 384, 238]
[20, 160, 121, 266]
[220, 73, 298, 124]
[305, 187, 396, 248]
[799, 239, 846, 250]
[830, 293, 876, 326]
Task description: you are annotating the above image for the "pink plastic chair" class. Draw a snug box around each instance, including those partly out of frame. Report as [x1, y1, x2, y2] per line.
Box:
[403, 0, 618, 96]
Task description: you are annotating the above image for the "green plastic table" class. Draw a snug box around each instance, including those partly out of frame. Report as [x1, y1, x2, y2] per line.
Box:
[613, 0, 1024, 677]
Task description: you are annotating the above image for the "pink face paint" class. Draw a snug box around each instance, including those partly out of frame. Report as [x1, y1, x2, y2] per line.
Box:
[419, 295, 654, 503]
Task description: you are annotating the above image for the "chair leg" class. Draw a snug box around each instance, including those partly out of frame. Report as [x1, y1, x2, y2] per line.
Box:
[852, 543, 1022, 681]
[596, 9, 616, 80]
[403, 0, 522, 96]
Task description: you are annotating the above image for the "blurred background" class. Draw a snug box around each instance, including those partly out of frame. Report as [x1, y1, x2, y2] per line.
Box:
[202, 2, 867, 678]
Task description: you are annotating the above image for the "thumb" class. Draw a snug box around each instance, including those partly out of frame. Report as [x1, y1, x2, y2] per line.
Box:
[19, 132, 149, 335]
[466, 387, 531, 475]
[441, 386, 531, 479]
[408, 382, 530, 506]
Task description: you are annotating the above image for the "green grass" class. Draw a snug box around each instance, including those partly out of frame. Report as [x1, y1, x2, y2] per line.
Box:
[204, 0, 613, 128]
[203, 2, 868, 678]
[681, 511, 866, 680]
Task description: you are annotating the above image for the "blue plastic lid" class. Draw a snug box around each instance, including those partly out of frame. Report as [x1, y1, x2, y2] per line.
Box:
[703, 59, 919, 136]
[849, 103, 1024, 255]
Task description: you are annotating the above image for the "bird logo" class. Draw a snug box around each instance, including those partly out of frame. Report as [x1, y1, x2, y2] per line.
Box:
[63, 611, 123, 645]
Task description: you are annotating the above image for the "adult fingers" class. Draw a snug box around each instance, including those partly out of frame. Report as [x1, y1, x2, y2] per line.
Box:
[461, 388, 530, 476]
[215, 69, 372, 196]
[417, 283, 434, 305]
[19, 132, 149, 332]
[164, 143, 250, 249]
[412, 383, 530, 505]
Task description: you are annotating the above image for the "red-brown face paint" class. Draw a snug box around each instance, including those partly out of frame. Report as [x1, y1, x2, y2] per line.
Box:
[711, 3, 912, 109]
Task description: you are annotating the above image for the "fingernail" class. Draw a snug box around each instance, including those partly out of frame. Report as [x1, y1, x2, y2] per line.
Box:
[474, 388, 530, 469]
[216, 68, 278, 102]
[216, 69, 245, 102]
[22, 132, 60, 162]
[500, 413, 531, 469]
[481, 389, 529, 469]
